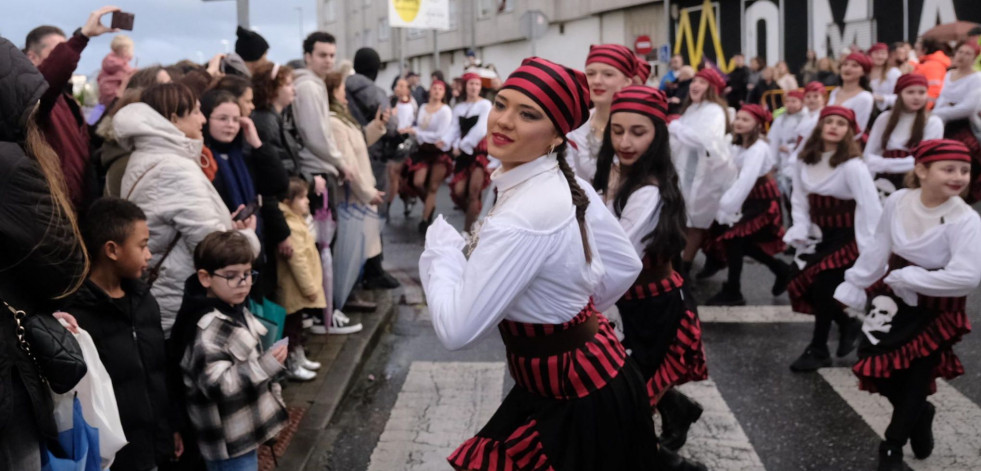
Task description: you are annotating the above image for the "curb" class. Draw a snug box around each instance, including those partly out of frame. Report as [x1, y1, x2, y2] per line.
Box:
[277, 290, 399, 470]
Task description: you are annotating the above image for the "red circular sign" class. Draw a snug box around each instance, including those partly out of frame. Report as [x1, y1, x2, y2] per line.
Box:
[634, 35, 653, 55]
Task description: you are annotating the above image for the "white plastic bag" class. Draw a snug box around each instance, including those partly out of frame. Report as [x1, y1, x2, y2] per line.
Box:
[52, 325, 129, 469]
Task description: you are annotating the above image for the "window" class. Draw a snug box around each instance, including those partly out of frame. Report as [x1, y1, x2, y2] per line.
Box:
[448, 0, 459, 30]
[378, 18, 390, 41]
[323, 0, 336, 22]
[502, 0, 514, 13]
[363, 28, 373, 47]
[478, 0, 495, 18]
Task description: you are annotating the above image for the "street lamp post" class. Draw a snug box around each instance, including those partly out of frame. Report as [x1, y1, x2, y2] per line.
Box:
[202, 0, 249, 27]
[295, 7, 304, 41]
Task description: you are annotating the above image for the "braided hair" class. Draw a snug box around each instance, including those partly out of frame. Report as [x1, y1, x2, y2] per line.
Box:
[554, 141, 593, 264]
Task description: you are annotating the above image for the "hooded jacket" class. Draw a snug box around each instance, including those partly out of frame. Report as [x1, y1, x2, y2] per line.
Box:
[914, 51, 951, 105]
[0, 36, 87, 440]
[345, 73, 398, 163]
[292, 68, 345, 177]
[115, 102, 259, 336]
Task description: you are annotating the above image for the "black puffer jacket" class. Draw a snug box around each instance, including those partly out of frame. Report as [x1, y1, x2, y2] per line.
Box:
[63, 280, 173, 470]
[0, 36, 87, 440]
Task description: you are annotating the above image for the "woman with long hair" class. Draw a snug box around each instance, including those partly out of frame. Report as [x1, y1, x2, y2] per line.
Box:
[829, 52, 875, 135]
[865, 73, 943, 199]
[834, 139, 980, 471]
[869, 43, 901, 112]
[669, 67, 734, 279]
[931, 41, 981, 202]
[420, 57, 659, 470]
[775, 60, 799, 92]
[386, 78, 419, 215]
[784, 106, 882, 372]
[399, 79, 453, 233]
[443, 72, 493, 232]
[567, 44, 638, 182]
[707, 104, 792, 306]
[593, 86, 709, 469]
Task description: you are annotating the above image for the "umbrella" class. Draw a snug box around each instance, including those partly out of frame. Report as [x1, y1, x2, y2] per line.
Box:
[332, 186, 369, 310]
[921, 21, 981, 43]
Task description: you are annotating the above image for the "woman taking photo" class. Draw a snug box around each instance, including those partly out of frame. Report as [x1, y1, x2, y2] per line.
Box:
[442, 72, 492, 232]
[420, 57, 658, 470]
[400, 80, 452, 233]
[931, 41, 981, 202]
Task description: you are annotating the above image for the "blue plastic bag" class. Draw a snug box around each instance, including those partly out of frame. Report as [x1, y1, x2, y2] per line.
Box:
[42, 395, 101, 471]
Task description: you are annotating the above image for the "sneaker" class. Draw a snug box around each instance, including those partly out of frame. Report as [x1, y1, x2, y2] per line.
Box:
[789, 346, 832, 372]
[286, 355, 317, 382]
[363, 271, 401, 290]
[837, 317, 861, 358]
[292, 346, 321, 371]
[301, 313, 314, 329]
[877, 441, 904, 471]
[705, 283, 746, 306]
[329, 310, 363, 335]
[910, 402, 935, 459]
[309, 315, 328, 335]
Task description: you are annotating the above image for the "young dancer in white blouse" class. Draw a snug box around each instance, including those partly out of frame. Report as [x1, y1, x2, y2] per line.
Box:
[932, 41, 981, 202]
[399, 80, 453, 233]
[784, 106, 882, 373]
[869, 42, 902, 112]
[828, 52, 875, 136]
[864, 73, 943, 201]
[386, 78, 418, 216]
[834, 139, 980, 471]
[441, 73, 492, 232]
[668, 67, 734, 279]
[707, 104, 792, 306]
[421, 57, 659, 470]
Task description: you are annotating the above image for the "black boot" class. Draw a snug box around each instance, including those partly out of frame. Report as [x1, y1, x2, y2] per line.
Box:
[910, 402, 935, 459]
[770, 261, 793, 296]
[695, 256, 726, 280]
[705, 282, 746, 306]
[877, 441, 904, 471]
[362, 255, 401, 290]
[789, 345, 832, 372]
[658, 389, 703, 451]
[657, 446, 707, 471]
[837, 317, 861, 357]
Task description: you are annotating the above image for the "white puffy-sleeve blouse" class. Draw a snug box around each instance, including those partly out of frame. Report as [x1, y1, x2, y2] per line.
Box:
[834, 189, 981, 309]
[932, 71, 981, 123]
[413, 104, 453, 144]
[419, 155, 642, 350]
[864, 110, 944, 175]
[829, 88, 875, 134]
[717, 140, 771, 225]
[606, 185, 661, 258]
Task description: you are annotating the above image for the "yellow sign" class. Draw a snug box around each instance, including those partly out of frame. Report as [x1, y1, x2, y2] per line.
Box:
[393, 0, 420, 23]
[673, 0, 730, 74]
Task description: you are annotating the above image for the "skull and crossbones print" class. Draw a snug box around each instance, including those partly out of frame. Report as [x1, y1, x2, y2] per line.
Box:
[862, 295, 899, 345]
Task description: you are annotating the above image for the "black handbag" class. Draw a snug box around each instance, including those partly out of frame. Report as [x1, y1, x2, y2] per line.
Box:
[3, 299, 87, 394]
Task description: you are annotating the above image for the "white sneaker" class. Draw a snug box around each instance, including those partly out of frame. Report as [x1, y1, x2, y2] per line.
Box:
[301, 313, 314, 329]
[292, 346, 321, 370]
[309, 314, 328, 335]
[329, 309, 363, 335]
[286, 356, 317, 382]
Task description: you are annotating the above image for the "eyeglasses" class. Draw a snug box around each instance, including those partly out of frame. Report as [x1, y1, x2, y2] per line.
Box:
[211, 270, 259, 288]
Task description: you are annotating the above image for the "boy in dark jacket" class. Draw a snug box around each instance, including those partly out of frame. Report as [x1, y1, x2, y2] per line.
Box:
[64, 197, 181, 470]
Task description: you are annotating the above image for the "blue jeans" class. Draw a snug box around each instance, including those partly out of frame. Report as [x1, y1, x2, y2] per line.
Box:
[205, 450, 258, 471]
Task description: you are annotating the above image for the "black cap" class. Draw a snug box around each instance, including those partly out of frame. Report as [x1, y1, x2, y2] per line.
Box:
[353, 47, 381, 81]
[969, 25, 981, 37]
[235, 26, 269, 62]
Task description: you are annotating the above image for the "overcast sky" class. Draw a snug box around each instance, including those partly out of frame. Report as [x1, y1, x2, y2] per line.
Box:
[1, 0, 319, 78]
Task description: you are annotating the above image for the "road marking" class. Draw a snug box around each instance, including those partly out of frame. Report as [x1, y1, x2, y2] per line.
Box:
[820, 367, 981, 471]
[367, 362, 504, 471]
[674, 380, 767, 471]
[698, 305, 812, 323]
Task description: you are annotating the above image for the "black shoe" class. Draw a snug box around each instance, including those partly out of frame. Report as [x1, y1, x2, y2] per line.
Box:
[363, 271, 401, 290]
[695, 257, 726, 280]
[658, 389, 704, 451]
[657, 446, 707, 471]
[705, 283, 746, 306]
[771, 262, 793, 296]
[877, 441, 904, 471]
[837, 317, 861, 357]
[790, 346, 832, 372]
[910, 402, 935, 459]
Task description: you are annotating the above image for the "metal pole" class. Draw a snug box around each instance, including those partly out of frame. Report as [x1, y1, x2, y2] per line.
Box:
[399, 28, 406, 77]
[295, 7, 303, 42]
[236, 0, 249, 27]
[433, 30, 440, 72]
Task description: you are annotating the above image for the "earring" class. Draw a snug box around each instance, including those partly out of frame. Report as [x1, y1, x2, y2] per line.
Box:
[548, 143, 556, 156]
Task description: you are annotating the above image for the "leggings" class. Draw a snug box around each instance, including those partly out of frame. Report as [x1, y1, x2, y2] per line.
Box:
[809, 268, 851, 349]
[871, 353, 940, 446]
[723, 236, 785, 290]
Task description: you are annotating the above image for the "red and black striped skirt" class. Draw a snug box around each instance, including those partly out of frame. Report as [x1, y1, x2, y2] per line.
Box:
[787, 194, 859, 314]
[400, 143, 454, 198]
[618, 269, 708, 407]
[447, 302, 659, 470]
[873, 149, 911, 193]
[715, 175, 787, 256]
[449, 140, 492, 209]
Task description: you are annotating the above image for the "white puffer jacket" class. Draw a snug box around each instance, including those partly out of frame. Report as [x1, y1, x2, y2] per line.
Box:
[115, 102, 260, 336]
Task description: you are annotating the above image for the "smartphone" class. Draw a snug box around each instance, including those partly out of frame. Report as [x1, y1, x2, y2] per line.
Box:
[111, 11, 135, 31]
[234, 201, 259, 221]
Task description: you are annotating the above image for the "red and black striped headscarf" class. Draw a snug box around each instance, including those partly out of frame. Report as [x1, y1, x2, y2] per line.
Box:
[461, 72, 481, 84]
[586, 44, 637, 78]
[843, 52, 872, 75]
[634, 61, 653, 83]
[611, 85, 667, 124]
[694, 67, 726, 94]
[786, 89, 805, 101]
[740, 104, 772, 125]
[501, 57, 591, 135]
[819, 105, 860, 134]
[894, 73, 928, 94]
[912, 139, 972, 165]
[804, 81, 826, 94]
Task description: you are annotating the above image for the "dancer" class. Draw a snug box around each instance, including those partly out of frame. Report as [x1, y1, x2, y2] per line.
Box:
[931, 41, 981, 202]
[387, 77, 418, 216]
[567, 44, 637, 182]
[707, 104, 792, 305]
[864, 74, 943, 200]
[784, 106, 882, 372]
[869, 43, 901, 112]
[443, 72, 492, 232]
[828, 52, 875, 136]
[668, 67, 734, 278]
[593, 85, 708, 469]
[420, 57, 659, 470]
[400, 79, 452, 233]
[769, 88, 810, 219]
[834, 139, 979, 470]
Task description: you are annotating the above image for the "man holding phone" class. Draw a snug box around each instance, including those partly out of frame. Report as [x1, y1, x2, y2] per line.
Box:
[25, 5, 123, 216]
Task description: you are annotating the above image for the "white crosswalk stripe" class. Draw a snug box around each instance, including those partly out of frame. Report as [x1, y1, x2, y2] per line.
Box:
[820, 367, 981, 471]
[675, 380, 767, 471]
[698, 305, 811, 323]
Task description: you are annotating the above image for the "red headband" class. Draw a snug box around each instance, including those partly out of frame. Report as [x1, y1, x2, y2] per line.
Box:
[893, 73, 928, 94]
[844, 52, 872, 75]
[461, 73, 481, 84]
[740, 104, 772, 125]
[586, 44, 637, 78]
[804, 81, 826, 94]
[819, 105, 860, 134]
[959, 41, 981, 57]
[786, 89, 805, 101]
[431, 79, 447, 90]
[912, 139, 972, 165]
[501, 57, 591, 135]
[694, 67, 726, 94]
[868, 42, 888, 54]
[611, 85, 667, 124]
[634, 61, 652, 83]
